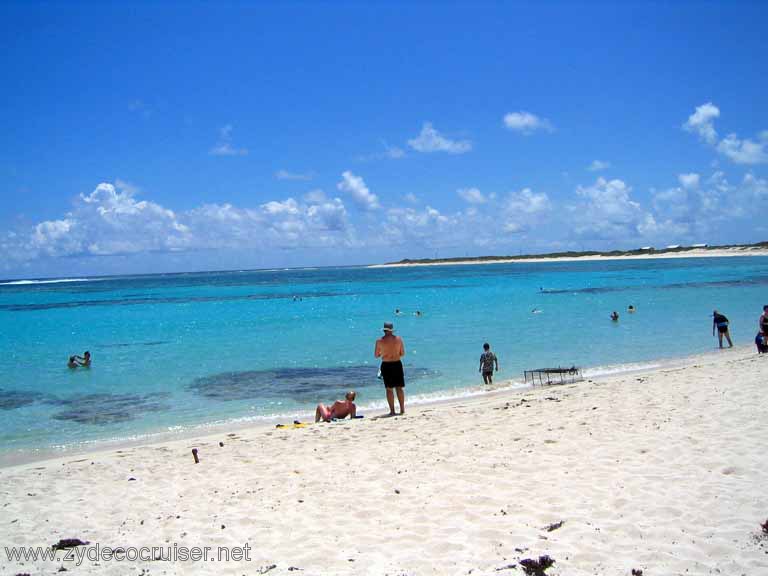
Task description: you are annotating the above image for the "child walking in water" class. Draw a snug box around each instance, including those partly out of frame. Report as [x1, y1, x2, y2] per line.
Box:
[479, 343, 499, 385]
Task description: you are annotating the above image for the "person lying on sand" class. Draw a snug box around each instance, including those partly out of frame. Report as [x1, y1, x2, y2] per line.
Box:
[315, 391, 357, 422]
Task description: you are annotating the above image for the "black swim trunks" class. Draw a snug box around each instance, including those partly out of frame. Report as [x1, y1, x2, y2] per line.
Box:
[380, 360, 405, 388]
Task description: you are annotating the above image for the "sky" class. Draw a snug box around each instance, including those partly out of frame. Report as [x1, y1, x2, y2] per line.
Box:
[1, 1, 767, 278]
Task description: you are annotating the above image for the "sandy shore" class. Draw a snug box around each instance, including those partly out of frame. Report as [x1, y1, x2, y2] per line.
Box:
[370, 246, 768, 268]
[2, 348, 767, 575]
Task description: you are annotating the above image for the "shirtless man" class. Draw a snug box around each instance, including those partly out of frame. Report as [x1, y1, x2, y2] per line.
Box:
[374, 322, 406, 415]
[315, 391, 357, 422]
[760, 305, 768, 343]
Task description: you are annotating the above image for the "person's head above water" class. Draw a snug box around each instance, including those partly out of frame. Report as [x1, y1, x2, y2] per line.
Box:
[345, 391, 356, 401]
[483, 343, 490, 351]
[69, 356, 76, 362]
[383, 322, 394, 333]
[84, 351, 90, 357]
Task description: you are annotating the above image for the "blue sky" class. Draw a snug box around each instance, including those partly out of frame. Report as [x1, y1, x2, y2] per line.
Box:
[1, 1, 767, 278]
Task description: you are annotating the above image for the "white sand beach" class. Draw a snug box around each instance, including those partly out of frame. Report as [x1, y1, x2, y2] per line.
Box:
[2, 347, 767, 575]
[371, 246, 768, 268]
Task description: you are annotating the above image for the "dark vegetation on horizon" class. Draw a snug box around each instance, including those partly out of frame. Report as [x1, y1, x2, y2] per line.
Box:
[389, 241, 768, 266]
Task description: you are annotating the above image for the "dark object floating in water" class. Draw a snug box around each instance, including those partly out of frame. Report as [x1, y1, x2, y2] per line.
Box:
[524, 367, 582, 386]
[519, 555, 555, 576]
[189, 365, 437, 402]
[51, 538, 89, 550]
[0, 389, 45, 410]
[51, 393, 170, 425]
[545, 520, 564, 532]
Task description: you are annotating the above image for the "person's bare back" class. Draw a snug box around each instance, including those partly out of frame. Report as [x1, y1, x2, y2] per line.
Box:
[375, 333, 405, 361]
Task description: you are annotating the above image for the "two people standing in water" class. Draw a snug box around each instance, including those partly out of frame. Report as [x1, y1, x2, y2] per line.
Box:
[68, 351, 91, 368]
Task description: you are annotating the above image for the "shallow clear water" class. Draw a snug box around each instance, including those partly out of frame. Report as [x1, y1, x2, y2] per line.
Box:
[0, 256, 765, 456]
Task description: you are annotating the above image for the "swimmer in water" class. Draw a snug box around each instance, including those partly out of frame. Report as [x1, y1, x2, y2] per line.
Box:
[75, 351, 91, 367]
[531, 308, 542, 314]
[610, 311, 619, 322]
[68, 356, 79, 369]
[628, 305, 636, 313]
[395, 308, 402, 316]
[414, 310, 422, 317]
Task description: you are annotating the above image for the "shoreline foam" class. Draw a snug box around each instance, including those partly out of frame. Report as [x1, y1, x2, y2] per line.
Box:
[0, 345, 749, 468]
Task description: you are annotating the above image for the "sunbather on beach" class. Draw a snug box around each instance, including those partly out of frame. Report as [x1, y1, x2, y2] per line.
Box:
[315, 391, 357, 422]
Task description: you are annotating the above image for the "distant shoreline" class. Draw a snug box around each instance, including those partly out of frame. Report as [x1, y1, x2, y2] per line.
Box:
[370, 244, 768, 268]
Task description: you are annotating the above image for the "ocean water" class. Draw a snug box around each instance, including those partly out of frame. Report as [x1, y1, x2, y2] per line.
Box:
[1, 256, 766, 459]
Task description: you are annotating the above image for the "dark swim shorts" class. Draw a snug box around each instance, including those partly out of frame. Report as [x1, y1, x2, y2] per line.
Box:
[380, 360, 405, 388]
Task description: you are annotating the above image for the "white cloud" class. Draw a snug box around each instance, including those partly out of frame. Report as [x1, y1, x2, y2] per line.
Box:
[407, 123, 472, 154]
[683, 102, 720, 144]
[303, 189, 327, 203]
[337, 171, 380, 210]
[457, 188, 487, 204]
[505, 188, 551, 214]
[210, 124, 248, 156]
[275, 169, 313, 181]
[572, 177, 644, 239]
[717, 133, 768, 165]
[503, 111, 554, 134]
[3, 181, 355, 264]
[678, 173, 700, 189]
[403, 193, 419, 204]
[587, 160, 610, 172]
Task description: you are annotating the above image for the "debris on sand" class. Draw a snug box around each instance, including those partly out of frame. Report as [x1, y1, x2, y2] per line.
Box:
[761, 519, 768, 534]
[544, 520, 564, 532]
[51, 539, 89, 551]
[631, 570, 643, 576]
[519, 555, 555, 576]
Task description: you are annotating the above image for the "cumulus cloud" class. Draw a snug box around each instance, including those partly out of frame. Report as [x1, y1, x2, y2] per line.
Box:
[505, 188, 551, 214]
[275, 169, 313, 181]
[503, 111, 554, 134]
[336, 171, 380, 210]
[2, 181, 354, 265]
[457, 188, 488, 204]
[407, 123, 472, 154]
[678, 173, 700, 189]
[683, 102, 720, 144]
[587, 160, 610, 172]
[572, 177, 644, 239]
[717, 132, 768, 165]
[209, 124, 248, 156]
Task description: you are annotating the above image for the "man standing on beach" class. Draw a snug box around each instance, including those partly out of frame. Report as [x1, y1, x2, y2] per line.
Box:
[375, 322, 406, 415]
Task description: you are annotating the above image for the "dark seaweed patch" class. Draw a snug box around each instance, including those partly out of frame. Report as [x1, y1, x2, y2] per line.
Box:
[189, 365, 436, 403]
[540, 275, 768, 295]
[0, 389, 46, 410]
[0, 291, 344, 312]
[51, 392, 171, 425]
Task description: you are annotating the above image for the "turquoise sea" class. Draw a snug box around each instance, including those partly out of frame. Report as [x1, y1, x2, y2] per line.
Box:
[1, 256, 766, 461]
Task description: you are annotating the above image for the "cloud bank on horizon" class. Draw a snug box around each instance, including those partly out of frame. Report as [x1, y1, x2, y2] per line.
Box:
[2, 102, 767, 277]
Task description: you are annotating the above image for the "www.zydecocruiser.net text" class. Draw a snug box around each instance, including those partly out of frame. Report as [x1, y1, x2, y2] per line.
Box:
[5, 543, 253, 566]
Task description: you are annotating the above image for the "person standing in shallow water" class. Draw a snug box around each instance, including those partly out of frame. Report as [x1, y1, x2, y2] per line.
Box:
[712, 310, 733, 348]
[479, 343, 499, 385]
[375, 322, 406, 415]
